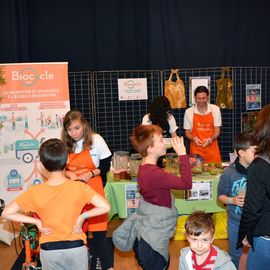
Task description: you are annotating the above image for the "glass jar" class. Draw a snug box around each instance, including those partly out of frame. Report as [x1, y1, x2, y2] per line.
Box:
[129, 153, 142, 181]
[112, 151, 129, 180]
[190, 154, 204, 174]
[165, 153, 180, 176]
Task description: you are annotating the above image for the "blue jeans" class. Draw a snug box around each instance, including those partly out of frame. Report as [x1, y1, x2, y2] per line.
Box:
[247, 236, 270, 270]
[228, 220, 242, 268]
[133, 237, 169, 270]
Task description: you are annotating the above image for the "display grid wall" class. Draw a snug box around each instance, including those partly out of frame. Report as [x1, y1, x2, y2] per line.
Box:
[68, 67, 270, 161]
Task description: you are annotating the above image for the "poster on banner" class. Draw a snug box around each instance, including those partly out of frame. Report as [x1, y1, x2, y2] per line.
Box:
[125, 184, 140, 216]
[118, 78, 148, 101]
[0, 62, 70, 244]
[185, 181, 213, 201]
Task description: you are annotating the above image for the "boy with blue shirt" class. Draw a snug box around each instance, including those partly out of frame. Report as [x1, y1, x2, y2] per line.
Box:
[218, 133, 256, 268]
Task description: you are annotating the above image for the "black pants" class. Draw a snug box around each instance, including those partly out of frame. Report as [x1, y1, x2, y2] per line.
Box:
[88, 231, 113, 270]
[133, 238, 169, 270]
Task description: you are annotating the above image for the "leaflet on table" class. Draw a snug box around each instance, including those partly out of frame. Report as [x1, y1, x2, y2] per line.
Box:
[125, 184, 140, 216]
[185, 180, 213, 201]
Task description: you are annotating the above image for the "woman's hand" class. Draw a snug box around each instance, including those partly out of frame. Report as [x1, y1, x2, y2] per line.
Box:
[193, 136, 203, 147]
[77, 171, 92, 183]
[202, 137, 212, 148]
[65, 170, 78, 181]
[171, 136, 186, 156]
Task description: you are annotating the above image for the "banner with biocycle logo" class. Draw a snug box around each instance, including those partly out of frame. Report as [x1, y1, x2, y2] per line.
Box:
[0, 62, 70, 244]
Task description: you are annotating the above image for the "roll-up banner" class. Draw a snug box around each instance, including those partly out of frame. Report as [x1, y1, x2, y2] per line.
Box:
[0, 62, 70, 244]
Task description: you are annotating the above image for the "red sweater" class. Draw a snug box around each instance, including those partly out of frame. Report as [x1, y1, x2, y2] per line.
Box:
[137, 155, 192, 208]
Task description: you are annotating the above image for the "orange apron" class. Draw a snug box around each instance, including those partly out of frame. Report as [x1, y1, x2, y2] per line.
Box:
[66, 149, 107, 231]
[190, 112, 221, 163]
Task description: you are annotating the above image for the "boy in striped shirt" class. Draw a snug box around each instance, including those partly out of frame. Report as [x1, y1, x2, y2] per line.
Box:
[179, 211, 236, 270]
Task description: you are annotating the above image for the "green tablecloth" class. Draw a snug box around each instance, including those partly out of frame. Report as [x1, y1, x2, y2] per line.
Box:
[104, 172, 226, 220]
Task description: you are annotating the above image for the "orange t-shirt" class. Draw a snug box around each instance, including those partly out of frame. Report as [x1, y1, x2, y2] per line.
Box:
[16, 181, 95, 244]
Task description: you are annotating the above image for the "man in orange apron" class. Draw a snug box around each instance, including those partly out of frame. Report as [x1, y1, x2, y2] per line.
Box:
[184, 86, 222, 163]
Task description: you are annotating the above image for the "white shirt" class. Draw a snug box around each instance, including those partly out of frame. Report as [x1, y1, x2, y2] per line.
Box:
[183, 103, 222, 130]
[142, 113, 179, 135]
[74, 133, 111, 168]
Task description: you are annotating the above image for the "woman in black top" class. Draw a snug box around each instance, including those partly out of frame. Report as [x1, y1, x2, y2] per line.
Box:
[237, 104, 270, 270]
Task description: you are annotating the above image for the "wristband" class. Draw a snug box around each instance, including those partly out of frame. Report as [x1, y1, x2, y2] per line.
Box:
[228, 197, 233, 205]
[82, 213, 88, 219]
[90, 171, 95, 178]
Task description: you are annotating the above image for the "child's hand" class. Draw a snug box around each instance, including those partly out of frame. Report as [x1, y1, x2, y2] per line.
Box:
[171, 136, 186, 156]
[73, 215, 84, 233]
[35, 219, 52, 235]
[232, 195, 245, 207]
[242, 236, 251, 247]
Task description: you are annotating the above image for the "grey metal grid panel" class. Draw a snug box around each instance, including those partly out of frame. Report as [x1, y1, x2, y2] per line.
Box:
[162, 67, 234, 161]
[67, 67, 270, 160]
[93, 70, 162, 153]
[68, 71, 94, 126]
[233, 66, 270, 137]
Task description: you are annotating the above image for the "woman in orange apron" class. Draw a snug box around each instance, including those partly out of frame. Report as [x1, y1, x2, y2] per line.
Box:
[62, 110, 113, 270]
[184, 86, 222, 163]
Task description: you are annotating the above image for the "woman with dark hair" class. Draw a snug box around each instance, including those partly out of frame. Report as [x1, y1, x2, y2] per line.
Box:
[237, 104, 270, 270]
[142, 96, 179, 138]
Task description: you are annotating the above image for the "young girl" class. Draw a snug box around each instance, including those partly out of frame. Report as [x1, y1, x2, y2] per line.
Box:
[61, 110, 113, 270]
[113, 124, 192, 270]
[142, 96, 179, 138]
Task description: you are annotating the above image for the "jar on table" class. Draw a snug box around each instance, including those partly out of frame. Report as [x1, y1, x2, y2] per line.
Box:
[164, 153, 180, 176]
[129, 153, 142, 181]
[112, 151, 129, 180]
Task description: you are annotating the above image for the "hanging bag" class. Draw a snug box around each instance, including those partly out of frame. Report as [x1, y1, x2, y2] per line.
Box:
[216, 67, 233, 109]
[165, 69, 186, 109]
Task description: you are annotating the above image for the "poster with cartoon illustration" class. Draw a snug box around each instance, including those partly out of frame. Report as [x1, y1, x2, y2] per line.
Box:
[0, 62, 70, 244]
[125, 184, 140, 216]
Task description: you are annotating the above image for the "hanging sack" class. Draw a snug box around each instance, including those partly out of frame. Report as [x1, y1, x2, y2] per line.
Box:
[165, 69, 186, 109]
[216, 67, 233, 109]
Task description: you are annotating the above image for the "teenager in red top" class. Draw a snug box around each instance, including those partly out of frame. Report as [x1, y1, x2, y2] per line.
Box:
[130, 124, 192, 270]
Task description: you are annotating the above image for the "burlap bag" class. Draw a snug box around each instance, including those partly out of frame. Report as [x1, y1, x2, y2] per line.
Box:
[216, 67, 233, 109]
[165, 69, 186, 109]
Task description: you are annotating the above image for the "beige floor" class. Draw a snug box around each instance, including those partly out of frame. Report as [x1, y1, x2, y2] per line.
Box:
[0, 219, 231, 270]
[0, 237, 229, 270]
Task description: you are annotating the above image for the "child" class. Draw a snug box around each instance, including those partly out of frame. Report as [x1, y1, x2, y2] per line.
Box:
[1, 138, 110, 270]
[113, 124, 192, 270]
[218, 133, 256, 268]
[179, 211, 236, 270]
[61, 110, 113, 270]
